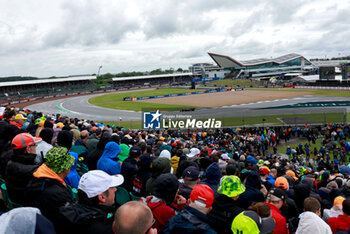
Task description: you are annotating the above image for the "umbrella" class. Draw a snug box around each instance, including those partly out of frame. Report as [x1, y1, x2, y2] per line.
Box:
[276, 153, 289, 160]
[339, 165, 350, 175]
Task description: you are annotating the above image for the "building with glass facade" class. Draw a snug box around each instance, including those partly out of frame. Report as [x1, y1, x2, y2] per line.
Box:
[208, 52, 314, 78]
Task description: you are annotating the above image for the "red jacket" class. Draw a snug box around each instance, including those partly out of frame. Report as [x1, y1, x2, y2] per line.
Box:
[9, 121, 22, 129]
[143, 196, 176, 233]
[265, 202, 288, 234]
[327, 215, 350, 233]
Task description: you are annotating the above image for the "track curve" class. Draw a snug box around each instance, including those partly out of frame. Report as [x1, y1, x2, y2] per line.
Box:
[25, 90, 350, 122]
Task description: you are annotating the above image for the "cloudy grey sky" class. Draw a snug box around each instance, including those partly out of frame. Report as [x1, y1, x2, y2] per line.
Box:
[1, 0, 349, 77]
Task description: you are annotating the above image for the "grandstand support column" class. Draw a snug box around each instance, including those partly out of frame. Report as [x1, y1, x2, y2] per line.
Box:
[96, 65, 102, 89]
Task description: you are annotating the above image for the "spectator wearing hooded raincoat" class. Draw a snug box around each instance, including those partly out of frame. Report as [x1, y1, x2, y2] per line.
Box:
[201, 162, 221, 195]
[146, 157, 171, 195]
[97, 142, 121, 175]
[64, 151, 81, 188]
[118, 137, 130, 162]
[237, 171, 265, 209]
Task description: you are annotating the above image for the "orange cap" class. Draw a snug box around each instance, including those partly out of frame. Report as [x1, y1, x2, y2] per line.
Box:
[275, 177, 289, 190]
[334, 196, 345, 206]
[286, 170, 298, 181]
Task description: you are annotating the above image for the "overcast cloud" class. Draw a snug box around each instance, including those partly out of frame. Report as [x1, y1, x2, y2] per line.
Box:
[0, 0, 349, 77]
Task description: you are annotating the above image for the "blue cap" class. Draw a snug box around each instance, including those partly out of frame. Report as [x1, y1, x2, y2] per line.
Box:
[129, 146, 142, 157]
[183, 166, 200, 181]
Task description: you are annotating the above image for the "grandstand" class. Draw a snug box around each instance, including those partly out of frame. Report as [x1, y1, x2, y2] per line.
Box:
[112, 72, 194, 88]
[207, 52, 315, 79]
[0, 76, 96, 103]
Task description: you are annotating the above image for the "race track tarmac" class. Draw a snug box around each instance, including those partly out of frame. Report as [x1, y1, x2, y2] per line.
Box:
[25, 91, 350, 122]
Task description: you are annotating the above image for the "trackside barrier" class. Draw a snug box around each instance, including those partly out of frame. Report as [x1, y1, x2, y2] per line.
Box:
[294, 86, 350, 90]
[133, 88, 245, 101]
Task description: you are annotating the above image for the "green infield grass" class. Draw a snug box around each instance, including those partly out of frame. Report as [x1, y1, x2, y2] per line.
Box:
[247, 88, 350, 97]
[89, 88, 200, 111]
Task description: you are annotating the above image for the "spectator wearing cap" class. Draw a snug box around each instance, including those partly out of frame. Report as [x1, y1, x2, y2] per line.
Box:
[142, 173, 184, 233]
[178, 166, 200, 200]
[275, 176, 289, 190]
[10, 114, 27, 129]
[208, 176, 246, 234]
[259, 167, 273, 192]
[327, 198, 350, 233]
[296, 197, 332, 234]
[114, 201, 156, 234]
[264, 188, 288, 234]
[323, 196, 345, 222]
[276, 176, 299, 221]
[58, 170, 124, 233]
[237, 171, 265, 209]
[121, 146, 142, 192]
[231, 210, 276, 234]
[97, 142, 122, 176]
[24, 146, 75, 229]
[175, 159, 199, 179]
[187, 148, 200, 159]
[164, 184, 216, 234]
[5, 133, 42, 205]
[159, 149, 171, 160]
[286, 169, 298, 181]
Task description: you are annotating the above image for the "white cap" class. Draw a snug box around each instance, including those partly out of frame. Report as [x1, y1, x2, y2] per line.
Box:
[187, 148, 200, 158]
[159, 150, 171, 160]
[221, 154, 230, 160]
[78, 170, 124, 198]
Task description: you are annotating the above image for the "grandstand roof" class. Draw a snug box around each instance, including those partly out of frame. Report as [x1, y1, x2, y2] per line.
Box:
[0, 76, 96, 88]
[311, 60, 350, 67]
[208, 52, 312, 68]
[112, 72, 192, 81]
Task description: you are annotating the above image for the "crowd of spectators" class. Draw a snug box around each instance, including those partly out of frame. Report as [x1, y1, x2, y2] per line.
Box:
[0, 106, 350, 234]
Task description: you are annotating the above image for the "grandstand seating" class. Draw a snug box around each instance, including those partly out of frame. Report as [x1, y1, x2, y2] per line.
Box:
[115, 187, 130, 206]
[0, 182, 22, 211]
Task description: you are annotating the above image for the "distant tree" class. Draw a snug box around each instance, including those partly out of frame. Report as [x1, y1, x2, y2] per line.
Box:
[176, 68, 183, 72]
[149, 68, 163, 75]
[0, 76, 39, 82]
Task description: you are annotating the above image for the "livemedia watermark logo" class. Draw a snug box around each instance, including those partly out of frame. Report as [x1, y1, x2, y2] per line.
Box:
[142, 110, 222, 129]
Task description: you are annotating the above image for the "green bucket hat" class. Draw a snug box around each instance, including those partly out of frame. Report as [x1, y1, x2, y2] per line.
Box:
[218, 175, 246, 197]
[45, 147, 75, 174]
